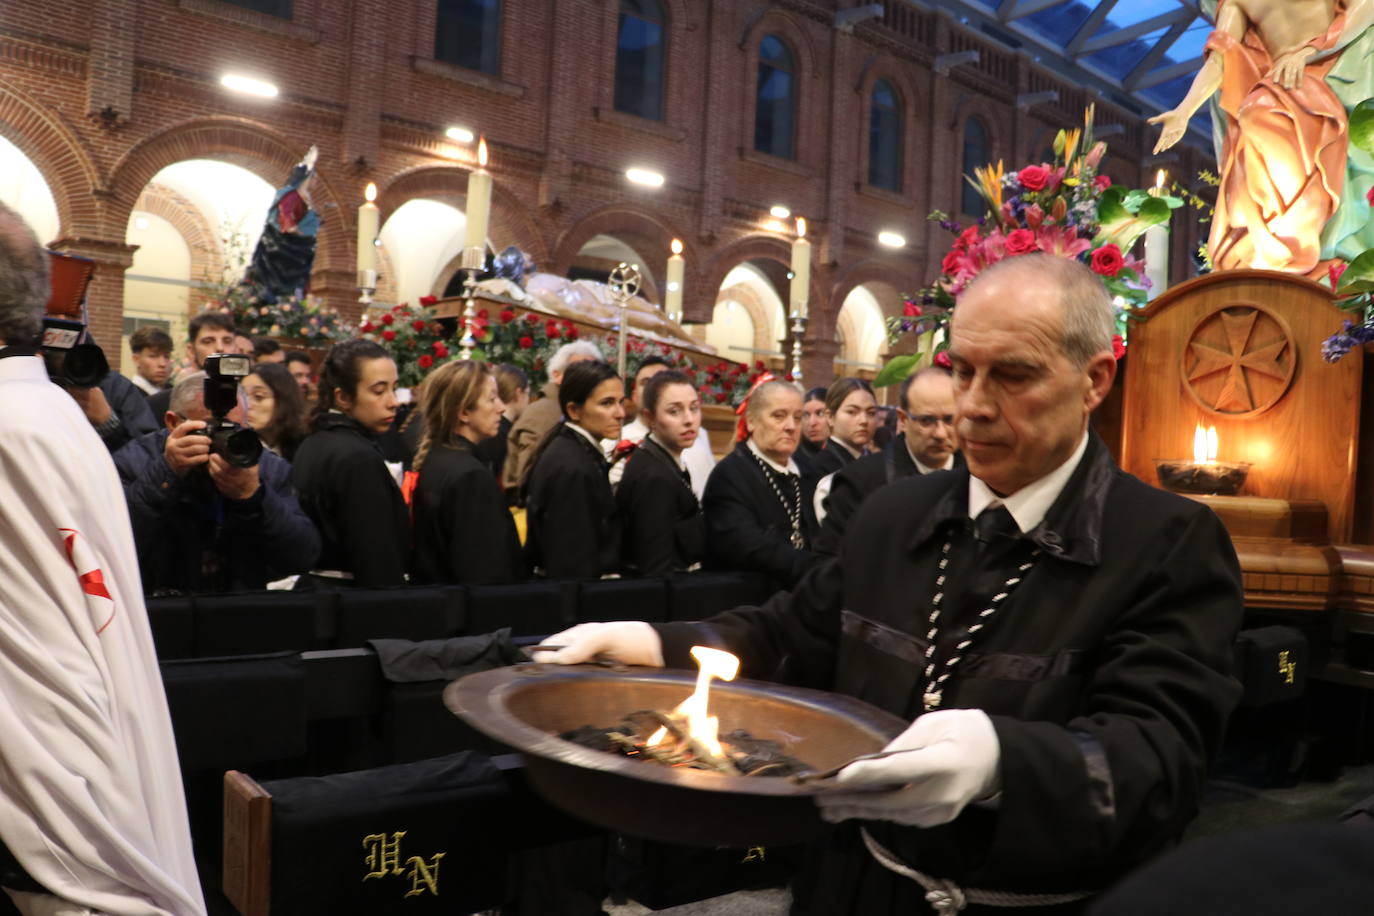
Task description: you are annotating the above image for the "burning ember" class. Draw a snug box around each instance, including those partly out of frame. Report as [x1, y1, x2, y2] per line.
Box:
[560, 646, 812, 777]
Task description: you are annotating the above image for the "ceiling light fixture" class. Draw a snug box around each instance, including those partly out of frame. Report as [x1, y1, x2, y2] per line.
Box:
[878, 230, 907, 248]
[446, 126, 475, 143]
[625, 167, 665, 188]
[220, 74, 279, 98]
[769, 205, 791, 219]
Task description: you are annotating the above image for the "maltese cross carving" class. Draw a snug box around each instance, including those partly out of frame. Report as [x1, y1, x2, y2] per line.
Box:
[1183, 304, 1295, 418]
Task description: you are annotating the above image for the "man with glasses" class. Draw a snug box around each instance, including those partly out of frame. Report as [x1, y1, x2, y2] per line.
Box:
[814, 367, 960, 553]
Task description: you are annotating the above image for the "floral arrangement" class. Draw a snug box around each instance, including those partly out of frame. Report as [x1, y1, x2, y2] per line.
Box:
[876, 106, 1177, 387]
[360, 297, 457, 388]
[219, 287, 352, 344]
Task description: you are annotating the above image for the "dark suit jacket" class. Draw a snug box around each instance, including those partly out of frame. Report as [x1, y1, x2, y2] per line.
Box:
[615, 436, 706, 576]
[814, 441, 965, 555]
[525, 424, 620, 579]
[657, 431, 1243, 910]
[411, 438, 526, 584]
[701, 442, 819, 588]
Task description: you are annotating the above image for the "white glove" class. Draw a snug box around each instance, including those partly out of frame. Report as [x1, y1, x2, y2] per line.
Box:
[816, 708, 1000, 828]
[531, 621, 664, 667]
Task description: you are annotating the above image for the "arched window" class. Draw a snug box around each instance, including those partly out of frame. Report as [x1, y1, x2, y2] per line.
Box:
[615, 0, 666, 121]
[961, 116, 990, 217]
[868, 79, 902, 192]
[754, 34, 796, 160]
[435, 0, 501, 75]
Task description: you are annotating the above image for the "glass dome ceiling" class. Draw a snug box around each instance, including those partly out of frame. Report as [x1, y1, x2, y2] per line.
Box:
[921, 0, 1214, 150]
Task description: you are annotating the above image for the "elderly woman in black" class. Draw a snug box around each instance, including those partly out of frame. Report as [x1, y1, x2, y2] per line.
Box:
[523, 360, 624, 579]
[291, 339, 408, 587]
[410, 360, 526, 584]
[615, 369, 706, 576]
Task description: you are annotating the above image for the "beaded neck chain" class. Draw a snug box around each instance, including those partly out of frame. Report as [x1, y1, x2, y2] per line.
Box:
[921, 534, 1039, 712]
[750, 451, 805, 549]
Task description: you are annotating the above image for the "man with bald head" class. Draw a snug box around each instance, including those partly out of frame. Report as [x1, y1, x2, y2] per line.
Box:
[537, 253, 1243, 913]
[700, 379, 820, 588]
[814, 367, 961, 553]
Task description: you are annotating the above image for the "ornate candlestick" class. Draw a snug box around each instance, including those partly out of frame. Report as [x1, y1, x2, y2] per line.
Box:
[357, 268, 377, 307]
[788, 311, 806, 384]
[457, 246, 484, 360]
[608, 262, 642, 378]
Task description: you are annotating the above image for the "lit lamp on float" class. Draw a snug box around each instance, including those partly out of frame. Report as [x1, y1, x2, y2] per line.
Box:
[1155, 424, 1251, 495]
[1144, 170, 1169, 301]
[664, 239, 685, 324]
[458, 138, 494, 358]
[356, 183, 379, 305]
[789, 217, 811, 382]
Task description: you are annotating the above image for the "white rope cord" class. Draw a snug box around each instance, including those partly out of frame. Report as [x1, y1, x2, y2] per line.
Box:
[860, 828, 1096, 913]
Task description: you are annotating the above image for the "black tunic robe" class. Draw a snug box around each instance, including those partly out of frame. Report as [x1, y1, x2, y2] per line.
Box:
[809, 436, 862, 477]
[525, 424, 621, 579]
[291, 412, 409, 586]
[657, 432, 1243, 913]
[411, 438, 526, 584]
[615, 435, 706, 576]
[701, 441, 819, 589]
[814, 441, 965, 555]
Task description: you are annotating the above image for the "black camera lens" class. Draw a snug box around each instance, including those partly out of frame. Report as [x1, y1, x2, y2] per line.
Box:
[62, 343, 109, 388]
[211, 424, 263, 468]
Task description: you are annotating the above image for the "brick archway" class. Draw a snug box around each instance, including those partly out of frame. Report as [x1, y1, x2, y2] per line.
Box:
[830, 259, 910, 318]
[715, 282, 782, 354]
[0, 82, 104, 237]
[134, 182, 222, 310]
[380, 165, 548, 266]
[551, 204, 691, 283]
[698, 234, 822, 328]
[107, 118, 352, 277]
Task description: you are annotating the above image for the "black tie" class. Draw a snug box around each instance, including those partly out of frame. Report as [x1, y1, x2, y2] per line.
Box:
[680, 467, 692, 487]
[974, 504, 1019, 558]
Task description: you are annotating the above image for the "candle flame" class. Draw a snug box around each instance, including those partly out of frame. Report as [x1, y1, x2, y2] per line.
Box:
[795, 217, 807, 239]
[1155, 170, 1166, 190]
[1192, 424, 1218, 464]
[477, 137, 488, 168]
[364, 182, 377, 203]
[671, 238, 683, 256]
[646, 646, 740, 757]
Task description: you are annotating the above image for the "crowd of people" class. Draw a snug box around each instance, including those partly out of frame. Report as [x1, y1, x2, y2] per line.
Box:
[82, 302, 964, 597]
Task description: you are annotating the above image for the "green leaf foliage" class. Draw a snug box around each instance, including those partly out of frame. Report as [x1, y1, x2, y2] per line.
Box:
[874, 352, 925, 388]
[1337, 248, 1374, 295]
[1350, 99, 1374, 155]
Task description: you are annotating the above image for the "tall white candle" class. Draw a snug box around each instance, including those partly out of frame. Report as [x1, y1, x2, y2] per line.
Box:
[463, 138, 493, 271]
[356, 182, 378, 279]
[1144, 170, 1169, 301]
[664, 238, 684, 321]
[790, 217, 811, 319]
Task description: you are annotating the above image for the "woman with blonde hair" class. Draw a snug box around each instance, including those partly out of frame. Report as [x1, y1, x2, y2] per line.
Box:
[410, 360, 527, 584]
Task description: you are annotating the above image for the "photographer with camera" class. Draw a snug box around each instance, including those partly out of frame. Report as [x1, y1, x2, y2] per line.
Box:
[41, 315, 157, 453]
[113, 361, 320, 594]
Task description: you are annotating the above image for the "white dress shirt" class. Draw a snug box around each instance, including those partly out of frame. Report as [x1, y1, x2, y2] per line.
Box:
[967, 431, 1089, 531]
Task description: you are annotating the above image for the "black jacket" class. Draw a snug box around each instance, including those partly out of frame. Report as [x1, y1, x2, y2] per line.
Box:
[701, 441, 820, 588]
[113, 428, 320, 593]
[814, 441, 965, 555]
[657, 432, 1243, 911]
[525, 424, 620, 579]
[473, 414, 512, 483]
[411, 438, 526, 585]
[615, 435, 706, 576]
[808, 436, 863, 477]
[292, 413, 409, 586]
[96, 371, 158, 453]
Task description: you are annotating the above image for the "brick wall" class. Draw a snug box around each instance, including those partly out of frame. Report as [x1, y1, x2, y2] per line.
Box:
[0, 0, 1213, 379]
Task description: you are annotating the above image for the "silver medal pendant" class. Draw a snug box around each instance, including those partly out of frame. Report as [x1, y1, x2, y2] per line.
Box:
[923, 690, 942, 711]
[790, 529, 805, 549]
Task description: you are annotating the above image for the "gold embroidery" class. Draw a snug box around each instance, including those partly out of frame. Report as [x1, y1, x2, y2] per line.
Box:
[363, 831, 406, 879]
[1278, 650, 1296, 685]
[741, 846, 766, 864]
[404, 853, 445, 898]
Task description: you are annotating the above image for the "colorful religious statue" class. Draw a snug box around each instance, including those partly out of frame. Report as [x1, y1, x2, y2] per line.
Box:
[1150, 0, 1374, 277]
[243, 145, 321, 303]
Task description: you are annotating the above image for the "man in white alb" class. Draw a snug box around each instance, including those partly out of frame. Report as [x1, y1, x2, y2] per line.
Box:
[0, 201, 206, 916]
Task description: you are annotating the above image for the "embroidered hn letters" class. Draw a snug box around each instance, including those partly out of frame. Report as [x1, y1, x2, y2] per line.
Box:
[363, 831, 444, 898]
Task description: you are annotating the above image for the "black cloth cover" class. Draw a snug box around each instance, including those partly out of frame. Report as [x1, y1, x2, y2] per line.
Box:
[665, 571, 776, 622]
[193, 590, 322, 656]
[576, 578, 669, 624]
[467, 580, 575, 637]
[335, 586, 461, 647]
[1233, 625, 1307, 706]
[261, 752, 508, 914]
[367, 629, 523, 683]
[161, 651, 306, 770]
